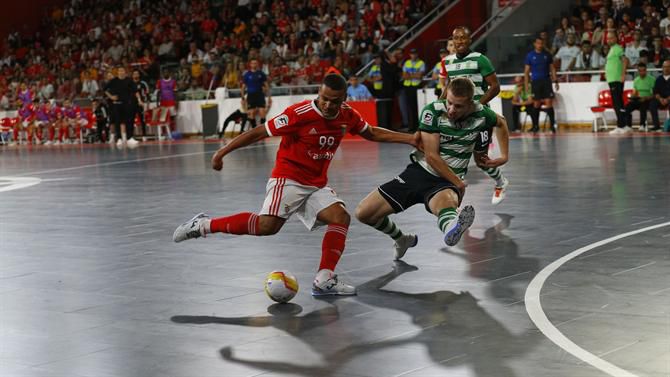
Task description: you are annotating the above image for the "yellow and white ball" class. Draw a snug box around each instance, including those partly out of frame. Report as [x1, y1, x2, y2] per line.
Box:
[264, 271, 299, 303]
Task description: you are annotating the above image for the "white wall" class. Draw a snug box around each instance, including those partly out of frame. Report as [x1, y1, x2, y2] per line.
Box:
[176, 82, 650, 133]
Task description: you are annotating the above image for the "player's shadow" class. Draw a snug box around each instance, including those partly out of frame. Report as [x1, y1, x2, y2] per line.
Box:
[443, 213, 539, 303]
[216, 261, 537, 376]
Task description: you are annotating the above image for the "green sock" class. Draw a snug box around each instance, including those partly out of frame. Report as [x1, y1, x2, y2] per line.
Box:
[373, 216, 404, 241]
[437, 208, 458, 233]
[482, 166, 504, 186]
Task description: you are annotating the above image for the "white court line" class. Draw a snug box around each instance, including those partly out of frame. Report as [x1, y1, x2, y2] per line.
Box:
[525, 221, 670, 377]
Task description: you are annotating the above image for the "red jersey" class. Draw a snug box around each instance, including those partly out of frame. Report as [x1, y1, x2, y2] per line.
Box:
[265, 100, 369, 187]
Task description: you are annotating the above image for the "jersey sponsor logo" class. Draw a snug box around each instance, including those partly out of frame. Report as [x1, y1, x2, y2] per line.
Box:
[440, 134, 455, 143]
[421, 111, 433, 125]
[275, 114, 289, 129]
[309, 128, 318, 135]
[307, 150, 335, 160]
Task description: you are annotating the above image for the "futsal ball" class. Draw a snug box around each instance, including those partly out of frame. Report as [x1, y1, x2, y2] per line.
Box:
[264, 271, 299, 303]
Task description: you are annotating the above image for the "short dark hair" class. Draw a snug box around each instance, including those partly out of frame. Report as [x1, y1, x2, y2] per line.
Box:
[638, 62, 647, 69]
[447, 77, 475, 99]
[581, 40, 591, 46]
[323, 74, 347, 91]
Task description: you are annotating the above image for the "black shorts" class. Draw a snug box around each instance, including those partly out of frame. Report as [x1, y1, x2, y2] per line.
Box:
[531, 78, 554, 100]
[247, 92, 266, 109]
[378, 162, 463, 214]
[110, 103, 133, 125]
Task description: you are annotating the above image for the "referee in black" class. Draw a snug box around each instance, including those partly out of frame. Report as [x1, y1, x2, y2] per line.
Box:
[105, 66, 139, 146]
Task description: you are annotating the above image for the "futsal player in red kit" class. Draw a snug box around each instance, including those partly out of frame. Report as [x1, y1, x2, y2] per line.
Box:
[173, 74, 419, 296]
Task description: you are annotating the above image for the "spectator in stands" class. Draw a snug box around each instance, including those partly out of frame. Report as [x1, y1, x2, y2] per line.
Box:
[539, 31, 552, 53]
[649, 36, 670, 67]
[572, 40, 604, 71]
[552, 29, 567, 55]
[660, 8, 670, 35]
[223, 62, 240, 89]
[606, 33, 629, 134]
[511, 76, 534, 132]
[400, 48, 425, 132]
[560, 16, 576, 35]
[556, 33, 581, 72]
[187, 42, 205, 64]
[648, 59, 670, 132]
[524, 36, 559, 133]
[638, 50, 654, 68]
[624, 63, 655, 131]
[241, 58, 269, 129]
[346, 76, 373, 101]
[80, 71, 99, 98]
[625, 30, 647, 66]
[640, 5, 659, 36]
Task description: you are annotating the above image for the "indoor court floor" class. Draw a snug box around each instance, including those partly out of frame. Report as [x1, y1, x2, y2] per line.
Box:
[1, 133, 669, 377]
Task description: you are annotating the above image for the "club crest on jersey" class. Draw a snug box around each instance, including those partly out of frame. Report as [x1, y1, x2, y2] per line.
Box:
[275, 114, 289, 129]
[421, 111, 433, 125]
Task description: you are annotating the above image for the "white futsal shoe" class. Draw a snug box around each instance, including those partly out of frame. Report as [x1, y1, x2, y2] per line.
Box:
[394, 234, 418, 261]
[491, 176, 509, 205]
[312, 269, 357, 296]
[444, 205, 475, 246]
[173, 213, 210, 242]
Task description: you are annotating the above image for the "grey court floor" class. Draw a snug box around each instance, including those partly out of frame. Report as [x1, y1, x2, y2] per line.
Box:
[0, 134, 669, 377]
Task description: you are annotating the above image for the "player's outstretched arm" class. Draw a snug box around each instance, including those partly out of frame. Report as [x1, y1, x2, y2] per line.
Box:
[211, 125, 270, 171]
[360, 126, 419, 148]
[422, 132, 466, 194]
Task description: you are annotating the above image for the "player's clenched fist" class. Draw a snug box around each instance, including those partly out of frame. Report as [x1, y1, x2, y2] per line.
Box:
[211, 154, 223, 171]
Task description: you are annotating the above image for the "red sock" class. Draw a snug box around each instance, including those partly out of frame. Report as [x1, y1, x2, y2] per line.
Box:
[209, 212, 260, 235]
[319, 223, 348, 271]
[48, 127, 55, 141]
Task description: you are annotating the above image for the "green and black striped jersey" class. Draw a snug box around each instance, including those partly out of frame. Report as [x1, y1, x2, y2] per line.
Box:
[439, 51, 496, 101]
[411, 100, 497, 179]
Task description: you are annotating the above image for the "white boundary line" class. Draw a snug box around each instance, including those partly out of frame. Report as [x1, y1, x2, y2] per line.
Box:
[0, 177, 42, 192]
[525, 221, 670, 377]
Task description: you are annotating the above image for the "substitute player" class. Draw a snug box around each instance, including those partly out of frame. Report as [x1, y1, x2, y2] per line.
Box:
[439, 26, 509, 205]
[355, 77, 509, 260]
[173, 74, 419, 296]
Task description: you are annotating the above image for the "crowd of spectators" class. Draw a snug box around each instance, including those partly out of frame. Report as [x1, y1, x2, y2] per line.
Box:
[543, 0, 670, 80]
[0, 0, 435, 110]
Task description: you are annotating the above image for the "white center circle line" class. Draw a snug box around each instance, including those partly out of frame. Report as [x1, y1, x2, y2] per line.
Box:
[525, 221, 670, 377]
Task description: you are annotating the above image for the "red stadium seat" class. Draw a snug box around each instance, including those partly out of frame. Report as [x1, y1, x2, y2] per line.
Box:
[591, 89, 613, 132]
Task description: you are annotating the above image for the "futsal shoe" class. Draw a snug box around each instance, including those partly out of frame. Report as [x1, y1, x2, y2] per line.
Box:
[173, 212, 210, 242]
[394, 234, 418, 260]
[127, 138, 139, 147]
[311, 269, 356, 296]
[444, 205, 475, 246]
[492, 177, 509, 205]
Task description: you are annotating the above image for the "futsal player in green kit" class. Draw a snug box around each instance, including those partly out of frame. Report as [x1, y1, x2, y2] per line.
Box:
[438, 26, 509, 205]
[355, 77, 510, 259]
